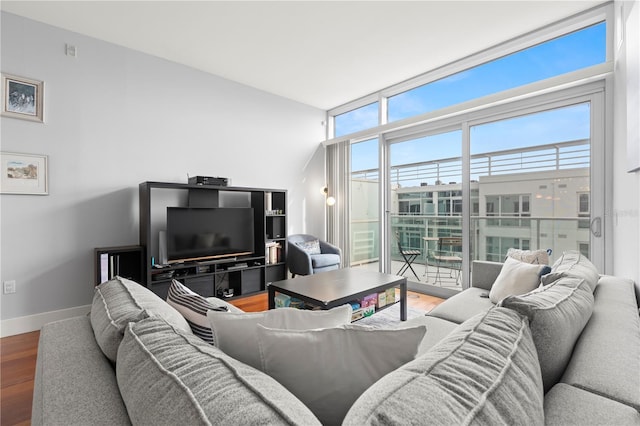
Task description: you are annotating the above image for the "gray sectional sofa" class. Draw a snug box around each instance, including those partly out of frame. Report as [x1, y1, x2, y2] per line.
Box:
[32, 251, 640, 425]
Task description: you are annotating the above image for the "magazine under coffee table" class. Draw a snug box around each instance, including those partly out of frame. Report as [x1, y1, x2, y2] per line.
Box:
[267, 268, 407, 321]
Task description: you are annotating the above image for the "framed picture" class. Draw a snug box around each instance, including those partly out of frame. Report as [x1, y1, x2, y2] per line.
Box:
[1, 73, 44, 123]
[0, 152, 48, 195]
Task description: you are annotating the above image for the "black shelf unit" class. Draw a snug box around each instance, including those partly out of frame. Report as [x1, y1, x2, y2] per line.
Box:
[94, 245, 144, 286]
[139, 181, 287, 299]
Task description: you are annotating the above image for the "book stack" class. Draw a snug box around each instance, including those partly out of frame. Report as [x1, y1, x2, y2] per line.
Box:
[265, 241, 282, 264]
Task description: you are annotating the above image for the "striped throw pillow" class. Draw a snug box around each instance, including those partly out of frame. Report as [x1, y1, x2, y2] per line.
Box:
[166, 279, 228, 344]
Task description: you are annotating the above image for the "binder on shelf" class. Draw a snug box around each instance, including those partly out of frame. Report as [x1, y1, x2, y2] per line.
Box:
[100, 253, 109, 284]
[265, 192, 273, 212]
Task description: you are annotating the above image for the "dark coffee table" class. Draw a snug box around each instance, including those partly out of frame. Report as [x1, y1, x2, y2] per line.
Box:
[267, 268, 407, 321]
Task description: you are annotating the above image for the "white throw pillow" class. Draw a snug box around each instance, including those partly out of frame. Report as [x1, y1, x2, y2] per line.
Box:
[256, 324, 427, 426]
[489, 257, 546, 304]
[207, 305, 352, 369]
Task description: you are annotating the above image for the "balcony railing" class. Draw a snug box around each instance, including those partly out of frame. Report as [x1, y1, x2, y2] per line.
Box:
[351, 215, 589, 268]
[352, 139, 589, 186]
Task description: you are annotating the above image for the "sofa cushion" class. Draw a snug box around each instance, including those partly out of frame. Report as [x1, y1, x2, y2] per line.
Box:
[560, 275, 640, 410]
[31, 316, 130, 426]
[343, 307, 544, 425]
[489, 256, 548, 303]
[310, 253, 341, 268]
[545, 383, 640, 426]
[166, 279, 241, 344]
[257, 324, 426, 426]
[116, 317, 321, 425]
[545, 250, 600, 292]
[506, 247, 550, 265]
[397, 314, 459, 356]
[500, 276, 594, 392]
[427, 287, 495, 324]
[90, 276, 191, 362]
[207, 305, 351, 369]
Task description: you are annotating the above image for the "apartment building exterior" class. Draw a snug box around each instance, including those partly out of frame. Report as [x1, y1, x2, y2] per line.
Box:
[351, 140, 591, 269]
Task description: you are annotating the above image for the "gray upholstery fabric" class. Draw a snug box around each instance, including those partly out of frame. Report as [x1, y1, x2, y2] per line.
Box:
[560, 275, 640, 410]
[545, 383, 640, 426]
[470, 260, 503, 291]
[90, 276, 191, 361]
[343, 307, 544, 425]
[397, 314, 459, 356]
[500, 276, 594, 392]
[32, 316, 130, 426]
[427, 287, 494, 324]
[310, 253, 341, 269]
[116, 317, 321, 426]
[547, 250, 600, 292]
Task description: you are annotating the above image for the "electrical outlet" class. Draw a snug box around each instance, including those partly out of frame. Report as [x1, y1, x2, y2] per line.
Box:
[3, 280, 16, 294]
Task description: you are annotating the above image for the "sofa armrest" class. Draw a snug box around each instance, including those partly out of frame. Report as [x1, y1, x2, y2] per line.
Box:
[320, 240, 342, 259]
[32, 316, 131, 426]
[286, 241, 313, 275]
[471, 260, 503, 291]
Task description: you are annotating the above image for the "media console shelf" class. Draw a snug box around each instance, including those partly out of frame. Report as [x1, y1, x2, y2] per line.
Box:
[139, 181, 287, 299]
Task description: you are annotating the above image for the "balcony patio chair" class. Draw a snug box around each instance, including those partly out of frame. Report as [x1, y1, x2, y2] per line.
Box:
[434, 236, 462, 286]
[395, 232, 421, 281]
[287, 234, 342, 277]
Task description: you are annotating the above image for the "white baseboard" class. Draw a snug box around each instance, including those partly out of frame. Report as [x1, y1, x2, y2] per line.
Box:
[1, 305, 91, 338]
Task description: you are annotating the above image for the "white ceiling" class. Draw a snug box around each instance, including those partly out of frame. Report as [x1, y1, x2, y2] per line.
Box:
[1, 1, 605, 110]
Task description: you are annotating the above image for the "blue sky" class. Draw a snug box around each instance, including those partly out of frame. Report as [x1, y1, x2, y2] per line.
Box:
[342, 22, 605, 172]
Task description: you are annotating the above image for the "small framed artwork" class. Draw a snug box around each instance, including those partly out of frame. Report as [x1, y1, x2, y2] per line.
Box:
[1, 73, 44, 123]
[0, 152, 48, 195]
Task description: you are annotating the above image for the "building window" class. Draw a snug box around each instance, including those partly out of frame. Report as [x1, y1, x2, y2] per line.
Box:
[485, 194, 531, 227]
[578, 192, 590, 229]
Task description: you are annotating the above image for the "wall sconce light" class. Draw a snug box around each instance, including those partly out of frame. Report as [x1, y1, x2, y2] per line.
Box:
[322, 186, 336, 206]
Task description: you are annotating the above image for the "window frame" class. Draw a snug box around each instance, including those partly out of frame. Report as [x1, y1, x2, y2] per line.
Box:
[327, 4, 612, 143]
[326, 4, 614, 285]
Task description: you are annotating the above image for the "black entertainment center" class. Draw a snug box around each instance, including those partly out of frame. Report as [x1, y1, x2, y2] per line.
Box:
[138, 181, 287, 299]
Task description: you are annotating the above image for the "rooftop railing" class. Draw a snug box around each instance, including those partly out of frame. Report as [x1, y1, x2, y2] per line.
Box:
[352, 139, 589, 186]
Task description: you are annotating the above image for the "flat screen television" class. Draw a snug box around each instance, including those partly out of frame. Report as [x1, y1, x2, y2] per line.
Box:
[166, 207, 255, 263]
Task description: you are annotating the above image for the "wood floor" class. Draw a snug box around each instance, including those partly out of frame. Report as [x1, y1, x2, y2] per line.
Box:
[0, 291, 443, 426]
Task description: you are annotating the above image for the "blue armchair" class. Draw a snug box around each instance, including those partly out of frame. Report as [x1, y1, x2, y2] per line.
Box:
[287, 234, 342, 277]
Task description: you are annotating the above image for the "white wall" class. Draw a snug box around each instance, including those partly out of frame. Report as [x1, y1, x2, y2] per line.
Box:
[612, 0, 640, 293]
[0, 12, 327, 331]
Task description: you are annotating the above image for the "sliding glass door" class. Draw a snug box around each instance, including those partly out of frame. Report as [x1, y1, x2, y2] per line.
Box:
[387, 130, 463, 290]
[369, 91, 605, 292]
[470, 103, 593, 267]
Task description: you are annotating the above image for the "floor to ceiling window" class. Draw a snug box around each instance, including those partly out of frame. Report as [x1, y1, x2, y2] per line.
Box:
[328, 5, 610, 292]
[469, 103, 592, 266]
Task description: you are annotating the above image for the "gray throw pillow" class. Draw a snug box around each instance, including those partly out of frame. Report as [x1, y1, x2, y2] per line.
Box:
[90, 276, 191, 362]
[500, 276, 594, 392]
[116, 317, 321, 425]
[343, 307, 544, 425]
[547, 250, 600, 292]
